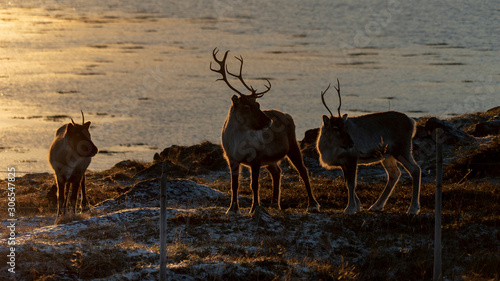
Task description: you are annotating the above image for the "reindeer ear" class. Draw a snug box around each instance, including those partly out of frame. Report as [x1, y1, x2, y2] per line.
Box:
[66, 123, 74, 133]
[84, 121, 91, 130]
[342, 114, 348, 121]
[322, 115, 330, 125]
[231, 95, 239, 106]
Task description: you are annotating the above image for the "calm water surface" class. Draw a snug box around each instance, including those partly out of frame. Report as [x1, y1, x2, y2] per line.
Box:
[1, 0, 499, 175]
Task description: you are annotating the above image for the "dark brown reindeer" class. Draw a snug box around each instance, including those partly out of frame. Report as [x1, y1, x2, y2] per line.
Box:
[48, 111, 98, 216]
[316, 80, 421, 214]
[211, 48, 320, 215]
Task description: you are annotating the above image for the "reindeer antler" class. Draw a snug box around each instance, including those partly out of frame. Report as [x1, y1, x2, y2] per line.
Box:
[210, 48, 243, 96]
[321, 79, 343, 117]
[227, 55, 271, 98]
[70, 111, 86, 125]
[210, 48, 271, 99]
[320, 84, 333, 117]
[334, 78, 341, 117]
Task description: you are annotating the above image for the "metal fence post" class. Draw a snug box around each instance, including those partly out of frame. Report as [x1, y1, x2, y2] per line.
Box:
[434, 128, 443, 281]
[160, 161, 167, 281]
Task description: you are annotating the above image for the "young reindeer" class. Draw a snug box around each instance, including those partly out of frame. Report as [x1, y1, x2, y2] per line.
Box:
[211, 48, 320, 215]
[316, 80, 421, 215]
[48, 111, 98, 216]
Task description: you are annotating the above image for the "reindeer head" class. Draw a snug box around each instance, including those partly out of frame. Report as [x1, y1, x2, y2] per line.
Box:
[320, 80, 354, 149]
[211, 48, 272, 130]
[67, 111, 99, 158]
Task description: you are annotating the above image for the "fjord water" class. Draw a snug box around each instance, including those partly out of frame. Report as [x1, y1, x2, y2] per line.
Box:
[1, 0, 499, 175]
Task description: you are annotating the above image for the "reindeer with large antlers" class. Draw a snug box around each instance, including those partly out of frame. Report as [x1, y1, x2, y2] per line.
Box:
[316, 80, 421, 214]
[211, 48, 320, 215]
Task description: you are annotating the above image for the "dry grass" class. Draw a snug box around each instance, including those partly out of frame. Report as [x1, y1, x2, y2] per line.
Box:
[200, 170, 499, 280]
[164, 170, 498, 280]
[1, 144, 498, 280]
[0, 161, 147, 221]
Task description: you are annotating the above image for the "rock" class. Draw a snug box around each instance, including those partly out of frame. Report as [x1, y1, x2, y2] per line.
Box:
[299, 128, 321, 162]
[486, 106, 500, 115]
[300, 128, 319, 149]
[154, 141, 227, 175]
[414, 124, 429, 139]
[471, 119, 500, 137]
[446, 136, 500, 180]
[251, 206, 277, 228]
[96, 179, 227, 211]
[153, 152, 162, 162]
[424, 117, 474, 145]
[113, 160, 146, 171]
[103, 172, 133, 183]
[135, 159, 189, 180]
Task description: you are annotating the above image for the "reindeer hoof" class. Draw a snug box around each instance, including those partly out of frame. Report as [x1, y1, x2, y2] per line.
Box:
[407, 207, 420, 215]
[251, 206, 274, 224]
[57, 208, 67, 217]
[307, 203, 321, 213]
[226, 209, 239, 216]
[251, 206, 269, 216]
[368, 204, 383, 212]
[270, 201, 281, 210]
[343, 207, 357, 215]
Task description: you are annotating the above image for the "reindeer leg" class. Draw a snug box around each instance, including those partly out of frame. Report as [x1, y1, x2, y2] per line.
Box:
[342, 164, 360, 214]
[369, 157, 401, 212]
[63, 181, 72, 215]
[287, 143, 320, 212]
[266, 164, 282, 210]
[70, 176, 80, 214]
[398, 154, 421, 215]
[249, 162, 262, 215]
[81, 175, 90, 212]
[355, 189, 361, 212]
[56, 178, 66, 216]
[227, 160, 240, 215]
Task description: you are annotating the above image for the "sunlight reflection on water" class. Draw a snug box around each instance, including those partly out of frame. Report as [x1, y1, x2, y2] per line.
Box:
[0, 0, 498, 175]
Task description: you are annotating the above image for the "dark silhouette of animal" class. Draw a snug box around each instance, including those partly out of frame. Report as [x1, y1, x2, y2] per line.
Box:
[48, 111, 98, 216]
[316, 80, 421, 214]
[211, 48, 320, 215]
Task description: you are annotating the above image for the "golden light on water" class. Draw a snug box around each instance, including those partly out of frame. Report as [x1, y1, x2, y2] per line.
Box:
[1, 2, 498, 176]
[0, 7, 207, 175]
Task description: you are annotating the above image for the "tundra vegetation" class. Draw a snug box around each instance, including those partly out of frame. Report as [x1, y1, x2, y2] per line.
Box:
[1, 109, 499, 280]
